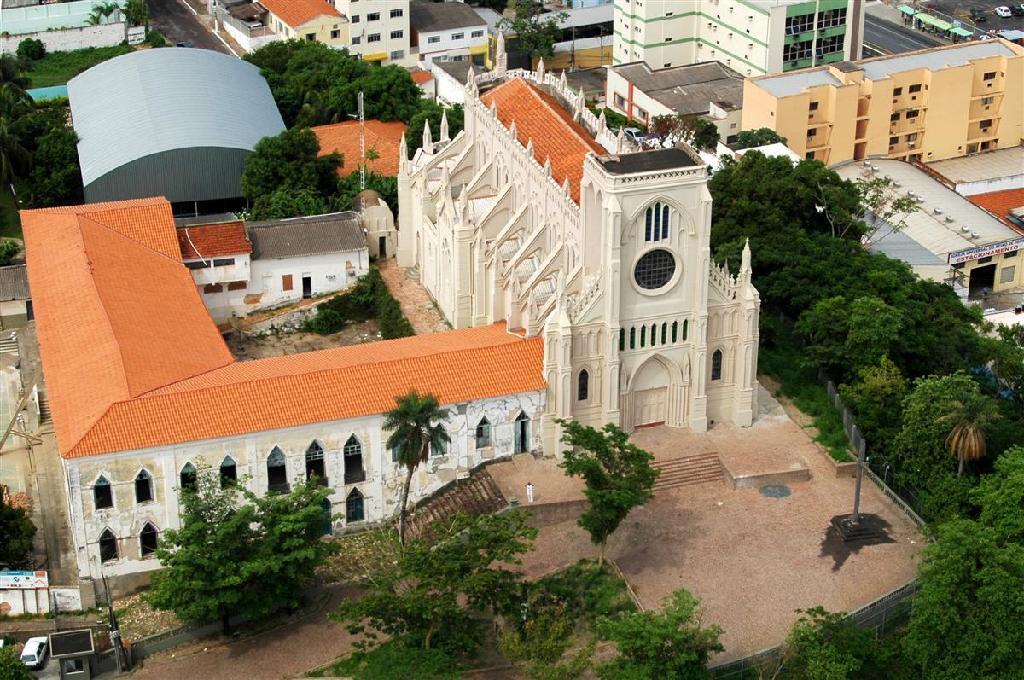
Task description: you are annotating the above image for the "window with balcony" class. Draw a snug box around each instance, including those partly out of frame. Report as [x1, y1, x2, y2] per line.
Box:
[306, 441, 327, 485]
[344, 435, 365, 484]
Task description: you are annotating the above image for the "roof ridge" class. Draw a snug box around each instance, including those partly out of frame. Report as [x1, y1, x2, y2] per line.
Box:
[514, 78, 603, 153]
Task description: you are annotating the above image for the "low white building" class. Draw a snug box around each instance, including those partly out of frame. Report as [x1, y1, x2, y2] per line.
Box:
[353, 189, 397, 260]
[409, 0, 487, 64]
[177, 213, 370, 322]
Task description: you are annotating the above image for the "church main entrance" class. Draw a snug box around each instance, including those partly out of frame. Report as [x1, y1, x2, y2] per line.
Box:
[634, 387, 667, 426]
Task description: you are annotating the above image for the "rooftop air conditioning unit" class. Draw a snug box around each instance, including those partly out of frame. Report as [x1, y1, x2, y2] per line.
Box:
[970, 231, 980, 239]
[961, 225, 970, 233]
[892, 181, 901, 187]
[906, 191, 917, 200]
[871, 164, 880, 172]
[945, 216, 954, 223]
[933, 207, 943, 215]
[863, 160, 872, 166]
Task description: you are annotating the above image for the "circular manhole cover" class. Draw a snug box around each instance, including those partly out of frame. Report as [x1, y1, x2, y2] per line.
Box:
[760, 484, 791, 498]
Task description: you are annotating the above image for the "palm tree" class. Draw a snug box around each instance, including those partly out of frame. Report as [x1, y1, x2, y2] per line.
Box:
[0, 55, 31, 102]
[87, 1, 120, 25]
[943, 395, 998, 476]
[383, 390, 450, 545]
[0, 116, 30, 188]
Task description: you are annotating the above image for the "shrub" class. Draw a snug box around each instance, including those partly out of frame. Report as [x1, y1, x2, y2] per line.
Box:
[16, 38, 45, 61]
[145, 30, 167, 48]
[0, 240, 20, 266]
[305, 308, 344, 335]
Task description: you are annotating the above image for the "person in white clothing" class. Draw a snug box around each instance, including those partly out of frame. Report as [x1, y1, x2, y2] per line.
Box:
[526, 481, 535, 504]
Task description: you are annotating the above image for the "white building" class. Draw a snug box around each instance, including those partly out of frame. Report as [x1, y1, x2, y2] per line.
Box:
[335, 0, 412, 64]
[613, 0, 864, 77]
[409, 0, 488, 64]
[177, 213, 370, 322]
[398, 61, 761, 445]
[22, 198, 544, 594]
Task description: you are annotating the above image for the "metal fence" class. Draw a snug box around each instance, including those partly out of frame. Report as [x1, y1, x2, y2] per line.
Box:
[818, 368, 866, 458]
[709, 581, 919, 680]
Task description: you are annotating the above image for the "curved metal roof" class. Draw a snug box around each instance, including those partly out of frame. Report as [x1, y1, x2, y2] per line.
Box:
[68, 48, 285, 187]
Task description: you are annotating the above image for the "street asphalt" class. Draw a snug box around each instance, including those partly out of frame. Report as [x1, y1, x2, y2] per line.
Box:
[864, 13, 944, 54]
[149, 0, 229, 54]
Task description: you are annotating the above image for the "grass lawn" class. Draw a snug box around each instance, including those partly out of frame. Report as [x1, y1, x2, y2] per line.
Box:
[25, 45, 135, 88]
[0, 188, 22, 241]
[759, 320, 853, 462]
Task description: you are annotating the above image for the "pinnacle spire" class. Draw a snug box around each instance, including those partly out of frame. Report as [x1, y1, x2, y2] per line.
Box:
[422, 119, 432, 151]
[440, 110, 450, 142]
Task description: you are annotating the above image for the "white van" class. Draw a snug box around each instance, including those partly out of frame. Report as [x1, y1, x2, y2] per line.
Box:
[20, 637, 48, 670]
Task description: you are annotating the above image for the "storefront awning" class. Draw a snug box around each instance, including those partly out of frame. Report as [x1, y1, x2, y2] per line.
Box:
[950, 26, 973, 37]
[917, 13, 952, 31]
[898, 4, 918, 15]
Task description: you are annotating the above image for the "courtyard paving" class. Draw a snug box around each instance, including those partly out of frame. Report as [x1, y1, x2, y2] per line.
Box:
[488, 390, 923, 663]
[377, 259, 450, 335]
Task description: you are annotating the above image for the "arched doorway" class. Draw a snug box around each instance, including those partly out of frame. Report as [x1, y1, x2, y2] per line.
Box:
[631, 357, 671, 427]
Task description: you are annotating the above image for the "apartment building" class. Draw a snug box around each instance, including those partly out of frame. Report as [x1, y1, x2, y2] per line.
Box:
[613, 0, 864, 77]
[742, 40, 1024, 165]
[259, 0, 349, 48]
[334, 0, 411, 64]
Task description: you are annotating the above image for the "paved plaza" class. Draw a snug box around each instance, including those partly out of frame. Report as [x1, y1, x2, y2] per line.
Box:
[489, 390, 923, 663]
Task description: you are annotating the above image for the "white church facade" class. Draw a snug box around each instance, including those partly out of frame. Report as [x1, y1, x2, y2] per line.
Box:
[398, 59, 760, 448]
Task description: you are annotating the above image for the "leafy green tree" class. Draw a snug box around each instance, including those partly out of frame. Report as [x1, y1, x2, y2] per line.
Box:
[557, 420, 659, 565]
[795, 296, 902, 382]
[0, 240, 19, 265]
[249, 187, 339, 220]
[23, 124, 83, 208]
[0, 116, 30, 187]
[0, 645, 33, 680]
[649, 114, 719, 151]
[985, 324, 1024, 414]
[407, 102, 464, 158]
[383, 391, 451, 545]
[778, 608, 882, 680]
[500, 0, 566, 58]
[839, 357, 907, 460]
[0, 499, 36, 567]
[124, 0, 148, 27]
[903, 519, 1024, 679]
[942, 385, 999, 477]
[86, 1, 120, 25]
[335, 511, 537, 655]
[0, 55, 30, 102]
[148, 469, 335, 634]
[337, 170, 397, 213]
[972, 446, 1024, 544]
[732, 127, 785, 149]
[245, 41, 422, 128]
[15, 39, 45, 62]
[597, 589, 722, 679]
[891, 372, 998, 521]
[241, 128, 341, 204]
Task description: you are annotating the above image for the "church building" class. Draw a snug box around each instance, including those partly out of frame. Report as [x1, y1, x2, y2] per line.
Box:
[398, 56, 761, 449]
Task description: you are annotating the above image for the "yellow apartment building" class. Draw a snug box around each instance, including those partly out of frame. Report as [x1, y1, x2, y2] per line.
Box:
[260, 0, 349, 48]
[742, 39, 1024, 165]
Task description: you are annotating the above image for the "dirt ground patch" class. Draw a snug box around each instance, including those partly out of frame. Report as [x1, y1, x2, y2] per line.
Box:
[228, 320, 381, 361]
[488, 393, 923, 664]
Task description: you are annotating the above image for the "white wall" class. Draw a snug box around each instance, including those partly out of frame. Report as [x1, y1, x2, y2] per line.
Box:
[0, 22, 125, 52]
[335, 0, 412, 64]
[429, 60, 468, 105]
[416, 25, 487, 63]
[65, 389, 545, 581]
[249, 249, 369, 309]
[221, 18, 283, 53]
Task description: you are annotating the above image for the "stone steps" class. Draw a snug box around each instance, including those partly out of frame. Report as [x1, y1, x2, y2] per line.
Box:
[406, 470, 506, 541]
[651, 453, 723, 491]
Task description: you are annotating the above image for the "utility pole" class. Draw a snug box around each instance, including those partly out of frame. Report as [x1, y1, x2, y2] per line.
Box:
[358, 90, 366, 191]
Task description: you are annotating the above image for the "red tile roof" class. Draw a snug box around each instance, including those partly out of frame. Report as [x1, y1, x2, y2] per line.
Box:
[410, 69, 434, 85]
[177, 221, 252, 260]
[480, 78, 604, 203]
[313, 120, 408, 177]
[967, 188, 1024, 231]
[23, 199, 545, 459]
[260, 0, 341, 28]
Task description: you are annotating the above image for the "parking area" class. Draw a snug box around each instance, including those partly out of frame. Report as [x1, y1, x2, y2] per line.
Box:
[911, 0, 1024, 34]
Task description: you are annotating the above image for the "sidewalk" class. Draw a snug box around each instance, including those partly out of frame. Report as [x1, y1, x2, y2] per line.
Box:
[376, 259, 451, 335]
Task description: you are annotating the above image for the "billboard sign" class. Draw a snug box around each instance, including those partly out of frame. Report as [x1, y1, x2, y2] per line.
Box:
[127, 26, 146, 45]
[0, 570, 48, 589]
[948, 236, 1024, 265]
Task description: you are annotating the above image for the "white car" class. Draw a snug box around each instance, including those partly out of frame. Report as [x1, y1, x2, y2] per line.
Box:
[20, 637, 48, 670]
[994, 6, 1012, 17]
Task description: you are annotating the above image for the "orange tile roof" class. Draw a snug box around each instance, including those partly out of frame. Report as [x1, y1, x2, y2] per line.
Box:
[260, 0, 341, 28]
[967, 188, 1024, 231]
[177, 221, 252, 260]
[313, 120, 408, 177]
[410, 69, 434, 85]
[21, 200, 235, 455]
[23, 199, 545, 459]
[480, 78, 604, 203]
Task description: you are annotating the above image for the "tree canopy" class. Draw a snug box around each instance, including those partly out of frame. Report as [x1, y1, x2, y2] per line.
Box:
[0, 645, 33, 680]
[557, 420, 659, 565]
[731, 127, 785, 149]
[147, 467, 335, 633]
[0, 499, 36, 567]
[500, 0, 565, 58]
[407, 102, 464, 158]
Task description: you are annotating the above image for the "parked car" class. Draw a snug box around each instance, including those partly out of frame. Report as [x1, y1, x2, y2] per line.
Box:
[622, 126, 647, 146]
[19, 637, 48, 670]
[1011, 4, 1024, 16]
[175, 40, 194, 48]
[970, 7, 988, 20]
[995, 6, 1012, 17]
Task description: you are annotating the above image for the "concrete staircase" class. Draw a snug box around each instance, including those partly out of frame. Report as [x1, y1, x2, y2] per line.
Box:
[0, 335, 18, 357]
[38, 392, 51, 424]
[406, 469, 506, 541]
[651, 453, 723, 492]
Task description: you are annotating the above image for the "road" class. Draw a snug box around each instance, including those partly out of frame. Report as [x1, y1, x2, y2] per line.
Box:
[149, 0, 229, 54]
[864, 13, 943, 54]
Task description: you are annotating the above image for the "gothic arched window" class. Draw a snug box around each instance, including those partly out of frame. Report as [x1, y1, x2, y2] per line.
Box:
[140, 523, 158, 557]
[179, 462, 196, 492]
[578, 370, 589, 401]
[476, 417, 492, 448]
[99, 529, 118, 563]
[644, 203, 671, 242]
[712, 350, 723, 381]
[220, 456, 237, 488]
[135, 470, 153, 504]
[267, 447, 288, 493]
[94, 476, 113, 510]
